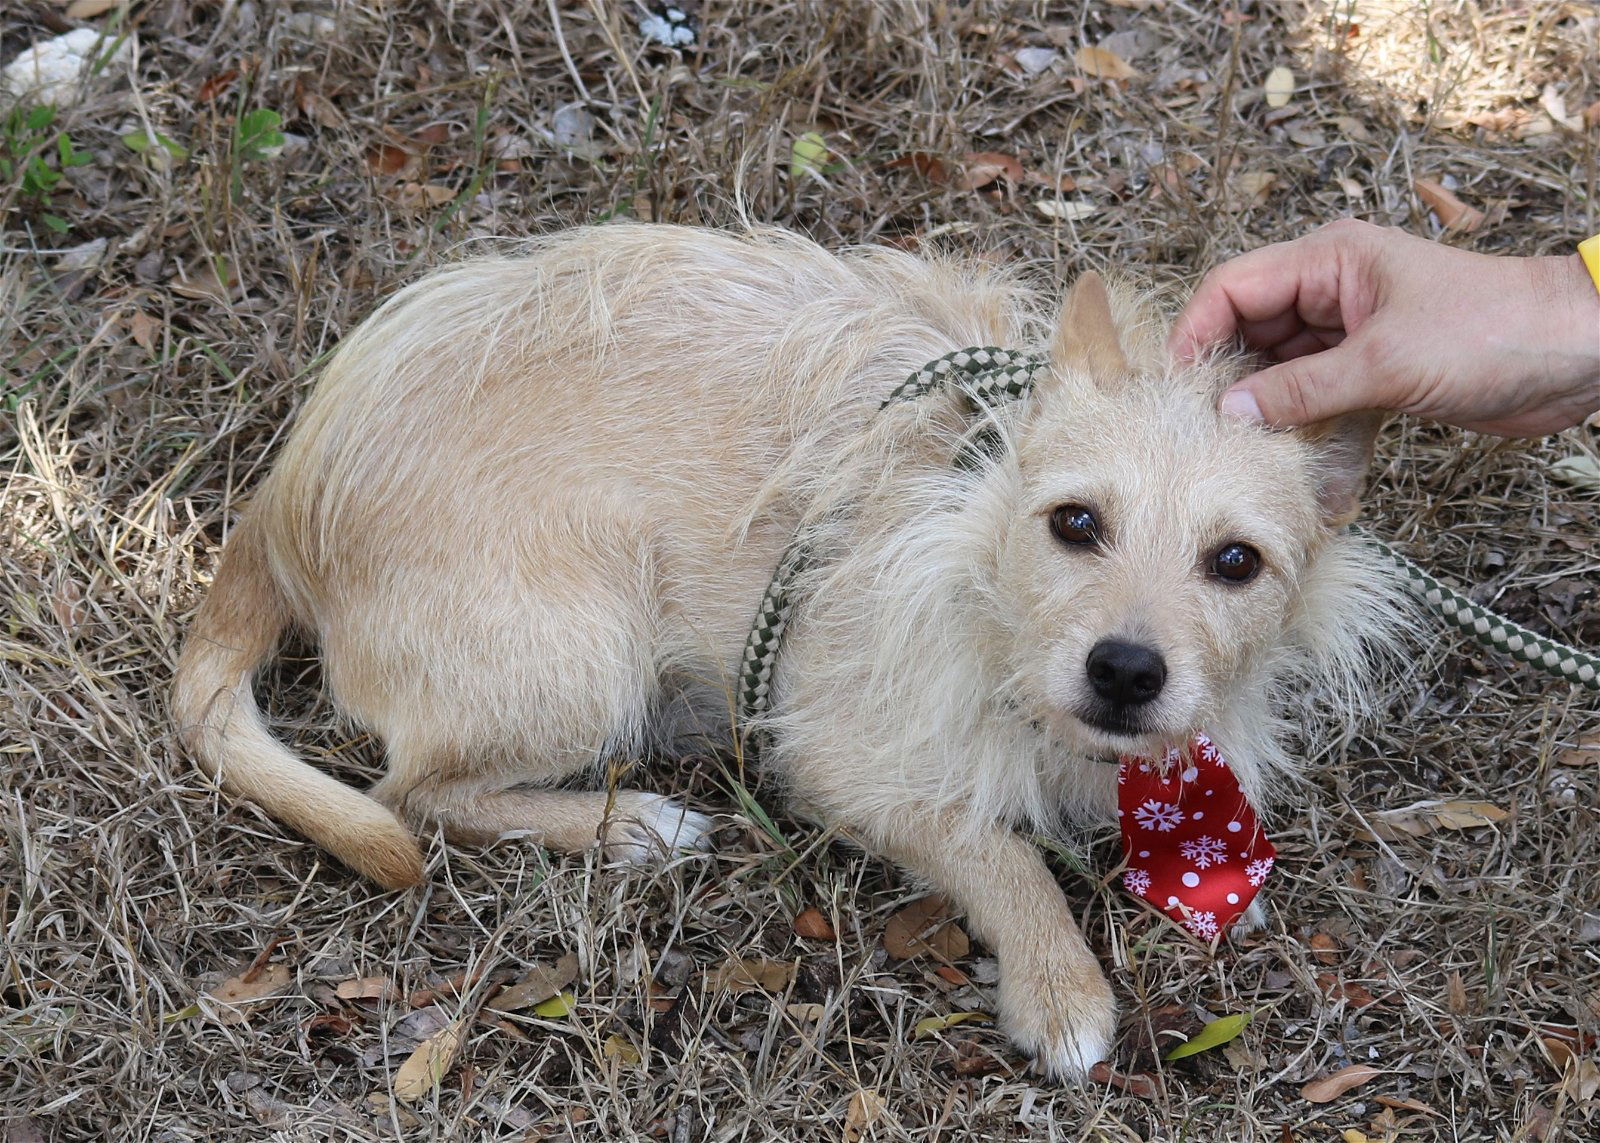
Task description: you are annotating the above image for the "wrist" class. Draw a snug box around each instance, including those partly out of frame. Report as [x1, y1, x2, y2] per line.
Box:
[1528, 252, 1600, 395]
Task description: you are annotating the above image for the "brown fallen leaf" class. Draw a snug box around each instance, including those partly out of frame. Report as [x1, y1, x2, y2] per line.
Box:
[1302, 1063, 1382, 1103]
[411, 123, 452, 148]
[794, 907, 837, 941]
[366, 142, 420, 178]
[1075, 44, 1138, 80]
[1360, 799, 1507, 840]
[208, 962, 292, 1024]
[842, 1088, 886, 1143]
[1310, 932, 1341, 964]
[490, 952, 579, 1012]
[65, 0, 123, 19]
[883, 896, 969, 962]
[1374, 1093, 1438, 1115]
[1557, 733, 1600, 767]
[1561, 1056, 1600, 1103]
[1413, 179, 1484, 233]
[957, 151, 1024, 191]
[883, 152, 950, 185]
[392, 1019, 466, 1103]
[391, 183, 455, 211]
[786, 1002, 827, 1022]
[127, 310, 160, 352]
[1231, 171, 1276, 207]
[1090, 1061, 1161, 1099]
[708, 956, 796, 993]
[336, 976, 398, 1005]
[1263, 66, 1295, 108]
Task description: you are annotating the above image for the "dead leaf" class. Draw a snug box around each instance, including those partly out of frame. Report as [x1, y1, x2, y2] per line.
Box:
[208, 962, 292, 1024]
[1035, 198, 1098, 221]
[1075, 44, 1138, 80]
[934, 964, 969, 988]
[1359, 799, 1508, 840]
[1264, 66, 1295, 108]
[709, 957, 796, 993]
[883, 897, 969, 962]
[1231, 171, 1276, 207]
[366, 142, 419, 178]
[492, 947, 588, 1011]
[602, 1033, 642, 1064]
[411, 122, 452, 148]
[1445, 971, 1470, 1015]
[843, 1088, 886, 1143]
[1541, 1036, 1577, 1074]
[1413, 179, 1484, 232]
[1089, 1061, 1161, 1099]
[1558, 734, 1600, 767]
[1024, 169, 1078, 192]
[295, 82, 345, 129]
[65, 0, 122, 18]
[1332, 115, 1372, 142]
[1551, 454, 1600, 493]
[127, 310, 160, 352]
[1562, 1056, 1600, 1103]
[336, 977, 398, 1004]
[1540, 85, 1583, 132]
[392, 1019, 465, 1103]
[196, 69, 240, 103]
[1585, 99, 1600, 129]
[1310, 932, 1341, 964]
[793, 908, 837, 940]
[171, 259, 237, 305]
[912, 1010, 988, 1038]
[884, 152, 950, 185]
[391, 182, 455, 211]
[1302, 1064, 1382, 1104]
[1374, 1093, 1438, 1115]
[786, 1002, 827, 1022]
[957, 151, 1024, 191]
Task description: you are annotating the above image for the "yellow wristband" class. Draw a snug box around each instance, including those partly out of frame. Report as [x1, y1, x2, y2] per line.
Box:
[1581, 234, 1600, 294]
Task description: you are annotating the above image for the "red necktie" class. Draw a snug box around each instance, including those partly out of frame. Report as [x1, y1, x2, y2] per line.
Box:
[1117, 733, 1276, 940]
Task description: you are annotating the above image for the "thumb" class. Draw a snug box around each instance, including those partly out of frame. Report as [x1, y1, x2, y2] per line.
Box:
[1218, 345, 1383, 428]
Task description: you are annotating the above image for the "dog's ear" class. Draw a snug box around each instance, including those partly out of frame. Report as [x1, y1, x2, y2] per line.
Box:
[1049, 271, 1129, 381]
[1298, 410, 1387, 526]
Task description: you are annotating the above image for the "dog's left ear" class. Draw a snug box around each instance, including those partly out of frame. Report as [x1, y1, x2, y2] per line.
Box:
[1049, 271, 1129, 381]
[1298, 409, 1387, 526]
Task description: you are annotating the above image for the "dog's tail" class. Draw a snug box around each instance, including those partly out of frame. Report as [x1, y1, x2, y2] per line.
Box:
[170, 518, 424, 890]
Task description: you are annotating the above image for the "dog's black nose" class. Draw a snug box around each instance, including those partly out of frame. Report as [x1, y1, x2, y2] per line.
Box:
[1086, 640, 1167, 706]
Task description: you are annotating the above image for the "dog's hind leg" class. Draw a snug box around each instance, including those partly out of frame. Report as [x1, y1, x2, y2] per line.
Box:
[406, 781, 712, 863]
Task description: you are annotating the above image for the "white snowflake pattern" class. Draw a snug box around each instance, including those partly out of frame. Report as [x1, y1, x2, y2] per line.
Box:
[1194, 734, 1222, 768]
[1122, 868, 1152, 896]
[1132, 799, 1185, 832]
[1245, 856, 1275, 886]
[1183, 910, 1220, 940]
[1179, 835, 1229, 869]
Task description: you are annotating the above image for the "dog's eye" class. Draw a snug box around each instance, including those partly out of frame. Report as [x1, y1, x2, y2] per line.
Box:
[1209, 542, 1262, 583]
[1050, 504, 1101, 547]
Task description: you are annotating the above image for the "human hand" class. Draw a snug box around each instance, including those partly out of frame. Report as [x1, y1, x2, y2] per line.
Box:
[1171, 219, 1600, 437]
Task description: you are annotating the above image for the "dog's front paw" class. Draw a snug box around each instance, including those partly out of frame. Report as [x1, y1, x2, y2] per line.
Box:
[999, 947, 1118, 1081]
[603, 793, 714, 863]
[1228, 898, 1269, 940]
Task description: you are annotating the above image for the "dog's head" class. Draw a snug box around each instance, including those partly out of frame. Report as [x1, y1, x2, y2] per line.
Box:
[994, 272, 1398, 759]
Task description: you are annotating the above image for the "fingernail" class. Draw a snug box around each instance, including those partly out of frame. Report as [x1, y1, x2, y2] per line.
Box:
[1220, 388, 1264, 424]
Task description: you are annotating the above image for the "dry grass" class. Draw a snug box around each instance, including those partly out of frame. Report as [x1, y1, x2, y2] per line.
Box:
[3, 2, 1599, 1140]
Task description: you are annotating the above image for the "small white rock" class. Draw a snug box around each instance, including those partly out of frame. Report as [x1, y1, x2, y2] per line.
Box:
[2, 28, 129, 107]
[1014, 47, 1059, 76]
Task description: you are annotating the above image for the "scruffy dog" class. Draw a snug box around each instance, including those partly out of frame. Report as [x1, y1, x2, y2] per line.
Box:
[173, 223, 1402, 1078]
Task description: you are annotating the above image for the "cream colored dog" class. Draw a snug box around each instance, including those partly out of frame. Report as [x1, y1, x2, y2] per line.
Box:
[173, 223, 1403, 1078]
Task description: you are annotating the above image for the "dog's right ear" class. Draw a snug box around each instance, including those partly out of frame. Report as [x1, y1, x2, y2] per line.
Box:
[1298, 409, 1387, 527]
[1048, 271, 1130, 382]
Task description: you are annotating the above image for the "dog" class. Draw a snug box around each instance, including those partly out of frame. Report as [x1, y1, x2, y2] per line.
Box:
[172, 223, 1405, 1078]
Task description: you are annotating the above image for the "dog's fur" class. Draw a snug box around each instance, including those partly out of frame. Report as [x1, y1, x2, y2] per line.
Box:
[172, 223, 1405, 1077]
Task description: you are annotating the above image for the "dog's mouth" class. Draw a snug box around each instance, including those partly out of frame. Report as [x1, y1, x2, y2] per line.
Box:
[1074, 703, 1152, 740]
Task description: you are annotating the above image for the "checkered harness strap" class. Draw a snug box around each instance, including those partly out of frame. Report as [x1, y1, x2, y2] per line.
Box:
[736, 348, 1600, 725]
[1357, 529, 1599, 691]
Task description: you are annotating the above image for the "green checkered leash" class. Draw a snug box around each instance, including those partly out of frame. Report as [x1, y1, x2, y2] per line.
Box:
[736, 347, 1600, 723]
